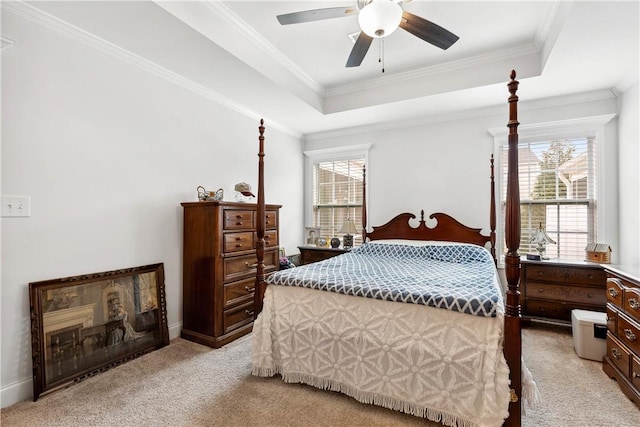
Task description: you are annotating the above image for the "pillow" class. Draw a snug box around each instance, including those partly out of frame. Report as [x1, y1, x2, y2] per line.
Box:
[367, 239, 457, 247]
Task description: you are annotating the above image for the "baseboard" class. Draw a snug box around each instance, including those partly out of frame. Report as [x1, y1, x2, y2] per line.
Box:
[1, 321, 183, 409]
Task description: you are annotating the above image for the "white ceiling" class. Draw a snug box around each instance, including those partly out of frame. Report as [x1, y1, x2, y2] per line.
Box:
[23, 1, 640, 138]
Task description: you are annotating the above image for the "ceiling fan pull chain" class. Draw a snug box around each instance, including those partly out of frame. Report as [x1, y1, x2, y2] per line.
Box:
[379, 38, 385, 73]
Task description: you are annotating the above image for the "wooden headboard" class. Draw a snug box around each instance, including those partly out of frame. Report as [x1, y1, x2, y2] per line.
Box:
[362, 156, 498, 263]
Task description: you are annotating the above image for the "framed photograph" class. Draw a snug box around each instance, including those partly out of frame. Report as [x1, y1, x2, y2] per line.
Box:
[305, 227, 321, 246]
[29, 263, 169, 401]
[318, 237, 328, 247]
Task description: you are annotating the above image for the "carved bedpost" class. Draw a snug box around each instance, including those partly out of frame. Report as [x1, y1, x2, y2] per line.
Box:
[362, 166, 367, 242]
[490, 154, 497, 264]
[504, 70, 522, 427]
[254, 119, 266, 317]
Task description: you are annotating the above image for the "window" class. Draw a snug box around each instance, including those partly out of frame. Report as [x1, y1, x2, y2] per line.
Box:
[312, 159, 365, 245]
[304, 144, 370, 247]
[500, 137, 597, 260]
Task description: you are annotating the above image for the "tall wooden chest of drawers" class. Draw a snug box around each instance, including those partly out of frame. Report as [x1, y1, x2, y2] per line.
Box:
[181, 201, 281, 348]
[520, 259, 606, 323]
[603, 266, 640, 406]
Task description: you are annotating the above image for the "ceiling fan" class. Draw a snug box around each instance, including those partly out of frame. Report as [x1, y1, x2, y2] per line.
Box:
[276, 0, 459, 68]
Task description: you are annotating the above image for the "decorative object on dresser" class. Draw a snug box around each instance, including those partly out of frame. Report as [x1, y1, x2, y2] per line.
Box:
[197, 185, 223, 202]
[603, 266, 640, 406]
[520, 259, 606, 323]
[330, 237, 340, 248]
[29, 263, 169, 401]
[304, 227, 320, 246]
[180, 201, 281, 348]
[585, 243, 612, 264]
[529, 222, 556, 259]
[340, 218, 358, 249]
[298, 245, 349, 265]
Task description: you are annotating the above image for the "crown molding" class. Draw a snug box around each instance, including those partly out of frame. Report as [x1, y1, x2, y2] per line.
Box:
[306, 88, 616, 143]
[325, 43, 540, 97]
[200, 1, 322, 95]
[1, 0, 302, 139]
[1, 35, 16, 49]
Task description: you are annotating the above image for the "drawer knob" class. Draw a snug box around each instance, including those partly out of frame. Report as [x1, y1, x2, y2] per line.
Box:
[611, 348, 622, 360]
[235, 237, 242, 241]
[538, 271, 544, 276]
[608, 288, 619, 297]
[537, 288, 544, 293]
[624, 329, 637, 341]
[245, 309, 255, 317]
[587, 274, 594, 280]
[244, 286, 255, 293]
[634, 372, 640, 379]
[587, 293, 593, 298]
[629, 298, 640, 310]
[235, 244, 243, 248]
[245, 262, 258, 269]
[236, 221, 244, 226]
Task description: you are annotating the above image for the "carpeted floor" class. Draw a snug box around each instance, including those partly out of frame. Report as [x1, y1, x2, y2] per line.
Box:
[1, 323, 638, 426]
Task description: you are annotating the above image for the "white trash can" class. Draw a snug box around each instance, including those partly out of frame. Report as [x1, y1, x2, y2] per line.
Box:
[571, 309, 607, 361]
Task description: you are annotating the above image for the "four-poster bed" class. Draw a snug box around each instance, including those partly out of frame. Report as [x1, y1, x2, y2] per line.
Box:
[251, 71, 527, 426]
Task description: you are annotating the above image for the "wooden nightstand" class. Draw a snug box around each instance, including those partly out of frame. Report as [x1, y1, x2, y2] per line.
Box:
[298, 245, 350, 265]
[520, 258, 606, 324]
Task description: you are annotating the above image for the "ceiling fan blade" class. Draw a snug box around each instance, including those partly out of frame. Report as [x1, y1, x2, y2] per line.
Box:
[399, 11, 459, 50]
[277, 7, 357, 25]
[346, 32, 374, 67]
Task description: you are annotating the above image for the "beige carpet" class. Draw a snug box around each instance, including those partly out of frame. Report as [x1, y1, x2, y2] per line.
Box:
[2, 323, 638, 426]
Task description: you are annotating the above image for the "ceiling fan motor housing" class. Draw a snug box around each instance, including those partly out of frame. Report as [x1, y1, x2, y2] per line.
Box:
[358, 0, 403, 38]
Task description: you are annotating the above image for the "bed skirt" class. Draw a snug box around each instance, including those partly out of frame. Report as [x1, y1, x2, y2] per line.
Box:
[252, 286, 514, 427]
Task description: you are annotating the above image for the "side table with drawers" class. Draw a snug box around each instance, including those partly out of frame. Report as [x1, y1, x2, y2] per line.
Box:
[298, 245, 350, 265]
[520, 258, 606, 324]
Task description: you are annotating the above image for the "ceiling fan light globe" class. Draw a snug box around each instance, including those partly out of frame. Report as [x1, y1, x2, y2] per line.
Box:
[358, 0, 403, 38]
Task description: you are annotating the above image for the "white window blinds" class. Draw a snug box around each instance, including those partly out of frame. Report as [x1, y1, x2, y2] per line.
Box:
[312, 159, 364, 245]
[500, 137, 597, 260]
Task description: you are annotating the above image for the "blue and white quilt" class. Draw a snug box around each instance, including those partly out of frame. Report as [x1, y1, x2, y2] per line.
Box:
[267, 242, 503, 317]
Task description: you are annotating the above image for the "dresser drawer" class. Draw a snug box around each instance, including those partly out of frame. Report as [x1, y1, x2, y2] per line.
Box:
[524, 299, 573, 321]
[525, 265, 605, 285]
[265, 211, 278, 229]
[607, 332, 631, 376]
[223, 250, 278, 283]
[623, 287, 640, 321]
[618, 312, 640, 356]
[223, 300, 254, 334]
[633, 355, 640, 389]
[607, 278, 625, 306]
[223, 210, 254, 230]
[224, 277, 255, 308]
[606, 304, 618, 334]
[525, 282, 605, 306]
[263, 230, 278, 248]
[224, 232, 254, 253]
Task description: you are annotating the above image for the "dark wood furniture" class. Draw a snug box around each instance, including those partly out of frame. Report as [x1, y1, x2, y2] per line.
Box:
[298, 245, 350, 265]
[603, 265, 640, 406]
[520, 259, 606, 324]
[253, 71, 524, 426]
[181, 200, 281, 348]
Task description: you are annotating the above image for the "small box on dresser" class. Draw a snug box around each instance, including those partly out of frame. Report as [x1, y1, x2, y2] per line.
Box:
[181, 201, 281, 348]
[603, 265, 640, 407]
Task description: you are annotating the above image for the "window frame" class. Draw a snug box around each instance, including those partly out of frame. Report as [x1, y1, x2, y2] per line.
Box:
[303, 144, 371, 244]
[489, 114, 615, 267]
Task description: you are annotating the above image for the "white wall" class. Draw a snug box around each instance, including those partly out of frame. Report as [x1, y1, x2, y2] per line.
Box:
[0, 11, 303, 406]
[617, 80, 640, 268]
[305, 94, 620, 255]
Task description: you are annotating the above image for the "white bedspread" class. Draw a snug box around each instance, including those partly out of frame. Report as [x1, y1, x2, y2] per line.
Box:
[252, 285, 511, 427]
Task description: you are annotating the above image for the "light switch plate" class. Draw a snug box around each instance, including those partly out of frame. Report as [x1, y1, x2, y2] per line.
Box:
[2, 195, 31, 217]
